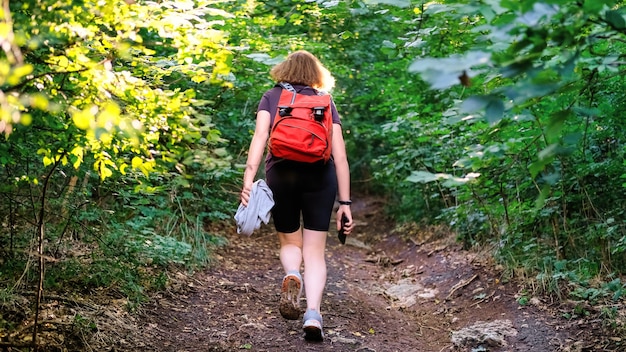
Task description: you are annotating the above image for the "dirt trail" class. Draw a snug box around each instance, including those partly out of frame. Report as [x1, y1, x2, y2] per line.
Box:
[126, 197, 599, 352]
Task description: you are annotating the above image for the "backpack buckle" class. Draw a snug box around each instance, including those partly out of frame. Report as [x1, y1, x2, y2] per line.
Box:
[278, 106, 293, 117]
[312, 107, 325, 121]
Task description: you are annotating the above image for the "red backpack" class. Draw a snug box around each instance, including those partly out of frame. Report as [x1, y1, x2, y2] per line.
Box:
[268, 82, 333, 163]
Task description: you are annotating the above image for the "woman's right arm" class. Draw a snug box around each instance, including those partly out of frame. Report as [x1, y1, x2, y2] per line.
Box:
[240, 110, 271, 206]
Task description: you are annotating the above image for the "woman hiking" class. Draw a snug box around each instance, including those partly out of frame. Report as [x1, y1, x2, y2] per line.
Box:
[240, 50, 354, 341]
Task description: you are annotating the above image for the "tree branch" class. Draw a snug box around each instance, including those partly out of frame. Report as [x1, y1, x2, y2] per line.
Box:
[32, 152, 66, 351]
[5, 67, 91, 93]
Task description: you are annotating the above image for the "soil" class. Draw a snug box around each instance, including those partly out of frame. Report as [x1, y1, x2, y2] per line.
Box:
[128, 196, 619, 352]
[2, 196, 623, 351]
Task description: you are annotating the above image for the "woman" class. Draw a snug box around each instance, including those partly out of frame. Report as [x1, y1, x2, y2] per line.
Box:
[240, 50, 354, 341]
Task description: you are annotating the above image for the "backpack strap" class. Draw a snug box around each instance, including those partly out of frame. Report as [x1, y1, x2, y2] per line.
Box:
[278, 82, 296, 92]
[278, 82, 325, 95]
[278, 82, 297, 105]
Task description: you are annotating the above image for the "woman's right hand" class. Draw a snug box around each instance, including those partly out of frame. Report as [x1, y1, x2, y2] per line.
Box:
[240, 183, 252, 207]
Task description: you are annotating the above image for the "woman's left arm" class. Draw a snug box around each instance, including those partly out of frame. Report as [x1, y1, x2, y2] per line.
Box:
[332, 123, 355, 235]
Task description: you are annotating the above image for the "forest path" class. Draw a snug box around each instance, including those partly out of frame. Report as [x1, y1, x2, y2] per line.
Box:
[128, 196, 597, 352]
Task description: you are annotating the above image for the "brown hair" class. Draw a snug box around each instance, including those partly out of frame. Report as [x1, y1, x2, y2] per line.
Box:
[270, 50, 335, 91]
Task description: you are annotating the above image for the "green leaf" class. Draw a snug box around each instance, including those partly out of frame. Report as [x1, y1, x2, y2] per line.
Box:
[409, 51, 491, 90]
[479, 5, 496, 22]
[132, 156, 143, 169]
[481, 0, 507, 15]
[583, 0, 607, 14]
[245, 53, 284, 65]
[340, 31, 353, 39]
[423, 3, 457, 15]
[605, 10, 626, 30]
[484, 100, 504, 125]
[544, 110, 570, 142]
[406, 170, 440, 183]
[406, 171, 480, 186]
[538, 144, 559, 161]
[501, 59, 534, 78]
[8, 64, 34, 85]
[72, 109, 93, 130]
[529, 158, 551, 179]
[460, 96, 490, 113]
[534, 185, 550, 210]
[363, 0, 411, 8]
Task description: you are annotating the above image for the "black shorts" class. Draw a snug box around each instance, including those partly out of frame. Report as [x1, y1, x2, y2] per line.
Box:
[266, 160, 337, 233]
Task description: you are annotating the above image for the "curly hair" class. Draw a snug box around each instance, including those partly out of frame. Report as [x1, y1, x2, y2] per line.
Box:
[270, 50, 335, 92]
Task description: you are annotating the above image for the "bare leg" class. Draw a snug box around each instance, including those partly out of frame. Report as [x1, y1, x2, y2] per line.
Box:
[278, 229, 304, 320]
[302, 229, 327, 312]
[278, 229, 303, 273]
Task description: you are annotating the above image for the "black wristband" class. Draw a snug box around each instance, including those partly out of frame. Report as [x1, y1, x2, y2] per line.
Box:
[338, 200, 352, 205]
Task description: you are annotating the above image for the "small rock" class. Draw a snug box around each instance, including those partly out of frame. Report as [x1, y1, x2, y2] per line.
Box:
[451, 319, 518, 347]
